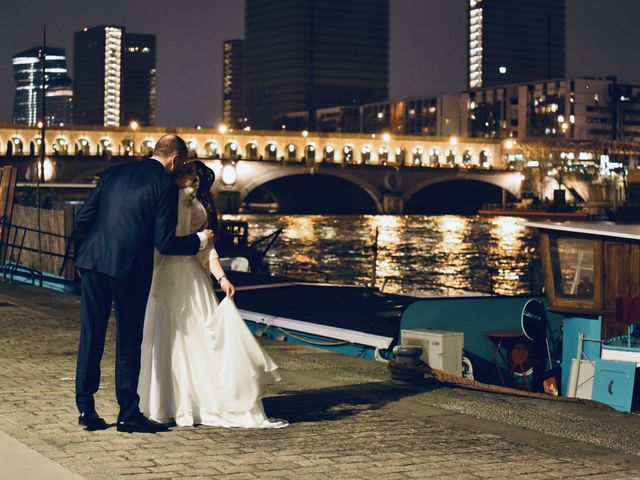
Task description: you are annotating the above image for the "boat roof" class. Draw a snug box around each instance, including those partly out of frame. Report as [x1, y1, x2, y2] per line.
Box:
[217, 271, 413, 349]
[525, 221, 640, 241]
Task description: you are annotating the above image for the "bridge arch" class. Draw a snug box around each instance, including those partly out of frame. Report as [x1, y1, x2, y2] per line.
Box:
[74, 138, 91, 155]
[323, 144, 336, 162]
[204, 140, 220, 158]
[50, 136, 69, 155]
[239, 168, 383, 213]
[304, 144, 316, 162]
[224, 141, 239, 160]
[444, 148, 456, 166]
[187, 139, 199, 158]
[265, 143, 278, 160]
[361, 145, 372, 164]
[429, 147, 440, 166]
[98, 138, 114, 156]
[285, 143, 297, 160]
[404, 175, 519, 214]
[342, 145, 354, 163]
[479, 149, 491, 167]
[245, 142, 258, 160]
[121, 138, 134, 156]
[30, 135, 51, 155]
[462, 148, 474, 166]
[378, 145, 389, 165]
[140, 138, 155, 156]
[8, 137, 24, 155]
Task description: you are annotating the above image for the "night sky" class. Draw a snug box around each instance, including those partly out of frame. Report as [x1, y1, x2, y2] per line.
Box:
[1, 0, 639, 128]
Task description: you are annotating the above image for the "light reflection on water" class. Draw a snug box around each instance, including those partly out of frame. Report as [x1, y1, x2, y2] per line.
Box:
[222, 214, 540, 296]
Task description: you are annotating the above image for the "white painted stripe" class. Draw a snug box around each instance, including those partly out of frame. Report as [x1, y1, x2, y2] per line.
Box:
[238, 308, 394, 349]
[17, 183, 96, 188]
[0, 429, 84, 480]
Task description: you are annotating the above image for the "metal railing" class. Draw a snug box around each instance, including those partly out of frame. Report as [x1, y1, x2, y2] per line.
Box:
[0, 217, 76, 287]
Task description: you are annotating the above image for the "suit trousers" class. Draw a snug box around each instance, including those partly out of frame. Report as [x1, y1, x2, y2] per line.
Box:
[75, 268, 151, 421]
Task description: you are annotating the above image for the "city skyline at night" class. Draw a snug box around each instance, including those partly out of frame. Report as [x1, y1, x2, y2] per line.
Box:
[1, 0, 640, 128]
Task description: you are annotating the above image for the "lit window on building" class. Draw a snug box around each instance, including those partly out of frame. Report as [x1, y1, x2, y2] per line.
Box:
[103, 27, 122, 126]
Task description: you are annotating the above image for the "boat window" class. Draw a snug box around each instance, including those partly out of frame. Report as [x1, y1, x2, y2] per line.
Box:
[549, 236, 595, 300]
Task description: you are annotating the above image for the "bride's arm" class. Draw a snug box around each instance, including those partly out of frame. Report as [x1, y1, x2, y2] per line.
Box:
[208, 248, 235, 298]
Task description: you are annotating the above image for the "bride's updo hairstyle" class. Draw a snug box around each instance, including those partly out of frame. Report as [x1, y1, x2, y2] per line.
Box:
[191, 161, 218, 232]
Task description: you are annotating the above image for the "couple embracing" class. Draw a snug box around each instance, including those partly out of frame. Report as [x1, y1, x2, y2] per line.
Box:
[74, 134, 287, 433]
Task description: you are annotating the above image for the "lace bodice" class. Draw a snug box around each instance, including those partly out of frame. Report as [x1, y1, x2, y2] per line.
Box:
[178, 189, 218, 265]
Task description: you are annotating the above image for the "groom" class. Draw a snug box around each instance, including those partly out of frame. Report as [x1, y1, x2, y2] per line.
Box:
[74, 134, 214, 433]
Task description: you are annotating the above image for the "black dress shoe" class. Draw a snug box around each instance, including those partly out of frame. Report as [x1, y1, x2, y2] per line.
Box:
[78, 411, 109, 431]
[117, 413, 169, 433]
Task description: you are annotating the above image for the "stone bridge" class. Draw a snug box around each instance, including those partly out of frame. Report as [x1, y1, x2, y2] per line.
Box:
[0, 124, 524, 213]
[208, 160, 522, 214]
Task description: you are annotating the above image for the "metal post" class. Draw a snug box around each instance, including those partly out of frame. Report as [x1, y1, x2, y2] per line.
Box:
[36, 24, 47, 287]
[371, 226, 379, 288]
[489, 268, 494, 296]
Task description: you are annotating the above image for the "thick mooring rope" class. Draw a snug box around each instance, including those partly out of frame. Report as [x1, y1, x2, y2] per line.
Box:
[387, 360, 610, 409]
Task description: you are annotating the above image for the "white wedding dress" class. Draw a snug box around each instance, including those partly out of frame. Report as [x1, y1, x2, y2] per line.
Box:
[138, 190, 287, 428]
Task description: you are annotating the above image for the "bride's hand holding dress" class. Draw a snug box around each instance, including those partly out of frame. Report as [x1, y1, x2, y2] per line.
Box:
[208, 248, 235, 299]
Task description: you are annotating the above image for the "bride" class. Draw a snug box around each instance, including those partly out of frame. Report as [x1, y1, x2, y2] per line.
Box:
[138, 161, 287, 429]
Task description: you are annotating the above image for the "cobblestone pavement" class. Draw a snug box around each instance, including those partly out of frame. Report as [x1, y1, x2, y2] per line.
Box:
[1, 282, 640, 479]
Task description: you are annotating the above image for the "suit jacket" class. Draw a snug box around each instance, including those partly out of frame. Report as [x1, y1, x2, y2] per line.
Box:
[74, 158, 200, 281]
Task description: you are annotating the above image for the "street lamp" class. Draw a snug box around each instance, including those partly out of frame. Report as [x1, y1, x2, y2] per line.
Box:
[130, 120, 139, 156]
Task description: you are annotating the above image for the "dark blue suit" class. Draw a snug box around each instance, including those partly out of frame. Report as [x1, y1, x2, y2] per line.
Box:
[74, 158, 200, 421]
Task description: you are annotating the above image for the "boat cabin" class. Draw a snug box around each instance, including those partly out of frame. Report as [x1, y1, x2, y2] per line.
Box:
[527, 221, 640, 411]
[528, 221, 640, 338]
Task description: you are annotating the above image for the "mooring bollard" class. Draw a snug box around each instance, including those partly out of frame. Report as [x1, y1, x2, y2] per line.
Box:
[389, 345, 424, 384]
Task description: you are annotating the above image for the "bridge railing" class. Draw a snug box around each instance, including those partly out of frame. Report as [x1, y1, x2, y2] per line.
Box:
[481, 202, 584, 212]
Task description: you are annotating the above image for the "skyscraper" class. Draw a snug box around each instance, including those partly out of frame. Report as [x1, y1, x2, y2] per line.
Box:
[468, 0, 565, 89]
[123, 33, 157, 127]
[73, 26, 156, 127]
[73, 26, 122, 126]
[243, 0, 389, 130]
[12, 46, 73, 126]
[222, 39, 246, 129]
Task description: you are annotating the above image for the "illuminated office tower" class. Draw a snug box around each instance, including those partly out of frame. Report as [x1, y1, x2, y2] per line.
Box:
[74, 26, 156, 126]
[12, 46, 72, 126]
[468, 0, 565, 89]
[244, 0, 389, 130]
[222, 39, 246, 129]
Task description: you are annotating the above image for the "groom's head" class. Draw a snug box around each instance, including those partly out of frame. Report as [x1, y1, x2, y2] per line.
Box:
[153, 134, 189, 178]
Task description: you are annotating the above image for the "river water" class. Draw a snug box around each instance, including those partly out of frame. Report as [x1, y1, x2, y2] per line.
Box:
[222, 214, 542, 296]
